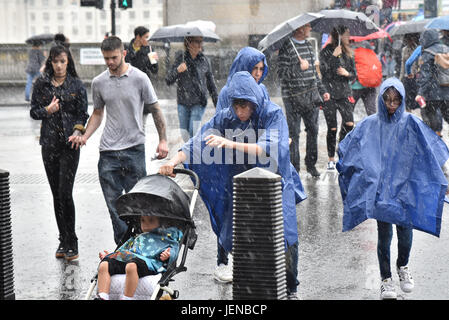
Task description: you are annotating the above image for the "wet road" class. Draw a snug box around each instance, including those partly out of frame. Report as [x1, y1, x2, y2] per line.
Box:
[2, 96, 449, 300]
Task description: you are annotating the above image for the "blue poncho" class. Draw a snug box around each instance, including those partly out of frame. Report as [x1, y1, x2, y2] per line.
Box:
[215, 47, 269, 114]
[337, 77, 449, 237]
[182, 71, 306, 251]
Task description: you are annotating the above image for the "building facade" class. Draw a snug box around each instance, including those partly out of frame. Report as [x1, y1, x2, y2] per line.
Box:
[0, 0, 164, 44]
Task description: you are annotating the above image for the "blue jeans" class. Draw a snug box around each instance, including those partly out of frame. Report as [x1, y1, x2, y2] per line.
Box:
[177, 104, 206, 142]
[98, 144, 147, 245]
[25, 71, 40, 101]
[377, 221, 413, 280]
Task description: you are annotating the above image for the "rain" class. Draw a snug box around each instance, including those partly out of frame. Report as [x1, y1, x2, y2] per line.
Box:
[1, 0, 449, 310]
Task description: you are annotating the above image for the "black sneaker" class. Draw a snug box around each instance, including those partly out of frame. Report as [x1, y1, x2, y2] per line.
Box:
[65, 242, 79, 261]
[55, 242, 66, 259]
[307, 166, 320, 177]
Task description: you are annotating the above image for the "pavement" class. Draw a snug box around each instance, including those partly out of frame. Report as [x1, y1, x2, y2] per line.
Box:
[2, 85, 449, 302]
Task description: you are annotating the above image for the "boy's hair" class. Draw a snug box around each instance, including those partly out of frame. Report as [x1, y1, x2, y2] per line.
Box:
[232, 98, 253, 108]
[382, 86, 402, 104]
[134, 26, 149, 37]
[101, 36, 124, 51]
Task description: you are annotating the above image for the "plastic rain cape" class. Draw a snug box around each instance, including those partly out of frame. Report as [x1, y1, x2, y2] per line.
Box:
[337, 77, 449, 237]
[181, 71, 306, 251]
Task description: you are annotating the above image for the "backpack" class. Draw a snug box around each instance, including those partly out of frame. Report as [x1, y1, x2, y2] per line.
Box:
[354, 47, 382, 88]
[424, 47, 449, 87]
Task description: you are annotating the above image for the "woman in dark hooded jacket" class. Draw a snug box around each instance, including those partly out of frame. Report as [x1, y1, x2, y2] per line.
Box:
[416, 28, 449, 136]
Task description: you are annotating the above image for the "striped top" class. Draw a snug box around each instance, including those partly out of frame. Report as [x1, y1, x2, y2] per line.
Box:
[277, 38, 326, 98]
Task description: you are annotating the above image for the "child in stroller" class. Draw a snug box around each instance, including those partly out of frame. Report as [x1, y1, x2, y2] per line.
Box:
[85, 170, 199, 300]
[95, 215, 183, 300]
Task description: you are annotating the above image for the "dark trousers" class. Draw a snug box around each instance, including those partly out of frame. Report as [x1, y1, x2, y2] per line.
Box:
[377, 221, 413, 280]
[421, 100, 444, 133]
[352, 87, 377, 116]
[42, 142, 80, 246]
[322, 97, 354, 158]
[283, 95, 319, 171]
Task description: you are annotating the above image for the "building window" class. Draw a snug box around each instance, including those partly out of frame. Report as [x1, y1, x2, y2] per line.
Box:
[129, 11, 135, 19]
[143, 0, 150, 4]
[143, 11, 150, 19]
[72, 26, 78, 36]
[43, 0, 49, 7]
[86, 25, 93, 36]
[58, 26, 64, 33]
[101, 11, 106, 20]
[58, 0, 64, 6]
[86, 12, 93, 20]
[30, 13, 35, 21]
[57, 12, 64, 21]
[43, 12, 50, 21]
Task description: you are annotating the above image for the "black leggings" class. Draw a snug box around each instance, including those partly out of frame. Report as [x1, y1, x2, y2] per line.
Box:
[322, 97, 354, 158]
[42, 142, 80, 246]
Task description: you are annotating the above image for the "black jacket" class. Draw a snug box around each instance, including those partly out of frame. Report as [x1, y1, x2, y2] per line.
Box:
[165, 50, 218, 107]
[125, 39, 158, 78]
[417, 29, 449, 101]
[30, 74, 89, 147]
[319, 44, 356, 100]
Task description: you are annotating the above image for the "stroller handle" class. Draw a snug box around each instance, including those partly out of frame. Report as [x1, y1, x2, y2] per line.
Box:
[173, 168, 200, 190]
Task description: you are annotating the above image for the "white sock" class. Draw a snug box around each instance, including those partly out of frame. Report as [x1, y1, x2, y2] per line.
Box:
[120, 294, 134, 300]
[98, 292, 109, 300]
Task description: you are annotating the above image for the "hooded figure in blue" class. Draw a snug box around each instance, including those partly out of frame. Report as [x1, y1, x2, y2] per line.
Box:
[215, 47, 269, 114]
[159, 71, 306, 294]
[337, 77, 449, 237]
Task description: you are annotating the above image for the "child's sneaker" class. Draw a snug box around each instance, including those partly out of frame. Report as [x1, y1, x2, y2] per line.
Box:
[327, 161, 336, 170]
[397, 266, 414, 293]
[214, 264, 232, 283]
[380, 278, 397, 300]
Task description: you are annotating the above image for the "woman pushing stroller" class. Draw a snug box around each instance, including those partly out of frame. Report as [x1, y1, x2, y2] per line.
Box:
[95, 215, 182, 300]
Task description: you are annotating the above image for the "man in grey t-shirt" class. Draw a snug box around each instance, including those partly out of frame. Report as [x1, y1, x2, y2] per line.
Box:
[69, 36, 168, 244]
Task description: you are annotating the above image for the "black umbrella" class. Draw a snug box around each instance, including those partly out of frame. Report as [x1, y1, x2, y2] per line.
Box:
[310, 9, 380, 36]
[115, 174, 192, 226]
[149, 24, 220, 43]
[258, 12, 324, 53]
[388, 18, 434, 37]
[25, 33, 54, 45]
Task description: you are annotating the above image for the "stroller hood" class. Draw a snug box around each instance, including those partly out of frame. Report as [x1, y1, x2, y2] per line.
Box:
[116, 174, 192, 225]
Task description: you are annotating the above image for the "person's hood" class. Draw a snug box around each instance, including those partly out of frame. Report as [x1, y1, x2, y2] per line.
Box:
[420, 29, 441, 49]
[377, 77, 406, 123]
[227, 71, 265, 119]
[226, 47, 268, 85]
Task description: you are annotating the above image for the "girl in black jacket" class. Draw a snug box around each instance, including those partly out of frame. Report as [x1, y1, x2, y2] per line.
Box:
[165, 36, 218, 142]
[319, 25, 356, 170]
[30, 45, 89, 261]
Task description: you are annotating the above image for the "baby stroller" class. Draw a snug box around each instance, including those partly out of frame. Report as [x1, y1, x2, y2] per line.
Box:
[84, 168, 199, 300]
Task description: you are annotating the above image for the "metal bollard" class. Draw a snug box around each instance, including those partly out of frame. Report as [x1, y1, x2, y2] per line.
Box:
[232, 167, 286, 300]
[0, 169, 15, 300]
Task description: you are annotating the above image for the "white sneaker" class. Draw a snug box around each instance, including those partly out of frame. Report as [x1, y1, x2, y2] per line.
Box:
[214, 264, 232, 283]
[380, 278, 397, 300]
[327, 161, 336, 170]
[397, 266, 414, 293]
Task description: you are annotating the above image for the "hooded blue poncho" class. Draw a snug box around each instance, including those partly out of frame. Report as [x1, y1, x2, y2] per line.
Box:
[215, 47, 269, 114]
[337, 77, 449, 237]
[182, 71, 306, 251]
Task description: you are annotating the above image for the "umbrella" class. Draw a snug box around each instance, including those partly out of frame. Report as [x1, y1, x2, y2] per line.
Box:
[425, 15, 449, 31]
[25, 33, 54, 45]
[351, 29, 392, 42]
[257, 12, 324, 53]
[149, 24, 220, 43]
[388, 18, 434, 37]
[310, 9, 381, 36]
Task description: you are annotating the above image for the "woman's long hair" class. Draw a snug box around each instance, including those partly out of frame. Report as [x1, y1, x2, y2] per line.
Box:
[44, 44, 78, 78]
[330, 25, 353, 57]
